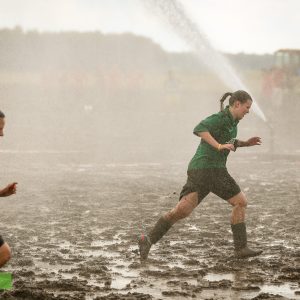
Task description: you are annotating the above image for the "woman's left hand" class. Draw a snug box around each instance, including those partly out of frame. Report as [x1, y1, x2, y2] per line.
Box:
[0, 182, 17, 197]
[247, 137, 262, 146]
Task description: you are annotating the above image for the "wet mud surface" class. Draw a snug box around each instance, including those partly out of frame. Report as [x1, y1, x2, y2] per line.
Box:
[1, 153, 300, 299]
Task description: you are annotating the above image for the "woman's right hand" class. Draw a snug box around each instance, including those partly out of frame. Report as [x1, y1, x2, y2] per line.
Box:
[219, 144, 235, 151]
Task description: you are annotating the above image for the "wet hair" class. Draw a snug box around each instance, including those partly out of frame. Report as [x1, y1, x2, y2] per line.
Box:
[219, 90, 252, 111]
[0, 110, 5, 118]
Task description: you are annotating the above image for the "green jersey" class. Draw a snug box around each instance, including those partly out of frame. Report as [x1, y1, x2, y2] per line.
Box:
[188, 106, 239, 170]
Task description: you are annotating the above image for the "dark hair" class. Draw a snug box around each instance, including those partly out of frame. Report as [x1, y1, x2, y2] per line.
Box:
[219, 90, 252, 111]
[0, 110, 5, 118]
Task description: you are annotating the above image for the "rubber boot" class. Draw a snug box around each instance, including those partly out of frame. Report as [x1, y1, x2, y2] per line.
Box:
[138, 217, 172, 260]
[231, 223, 263, 259]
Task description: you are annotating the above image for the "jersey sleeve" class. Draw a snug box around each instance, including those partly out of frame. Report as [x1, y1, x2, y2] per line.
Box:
[193, 113, 224, 136]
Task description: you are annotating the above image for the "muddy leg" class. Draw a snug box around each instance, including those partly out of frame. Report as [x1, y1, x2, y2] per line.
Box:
[139, 192, 199, 260]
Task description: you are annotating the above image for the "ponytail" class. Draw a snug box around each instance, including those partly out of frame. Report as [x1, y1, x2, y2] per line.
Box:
[219, 92, 232, 111]
[219, 90, 252, 111]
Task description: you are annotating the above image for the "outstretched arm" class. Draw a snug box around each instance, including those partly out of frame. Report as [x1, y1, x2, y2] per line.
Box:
[0, 182, 17, 197]
[236, 137, 262, 148]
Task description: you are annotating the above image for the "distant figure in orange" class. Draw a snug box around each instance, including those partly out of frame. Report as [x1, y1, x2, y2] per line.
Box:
[261, 68, 285, 99]
[0, 110, 17, 268]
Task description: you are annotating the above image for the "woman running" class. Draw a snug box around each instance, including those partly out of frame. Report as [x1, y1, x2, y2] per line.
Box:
[139, 90, 263, 260]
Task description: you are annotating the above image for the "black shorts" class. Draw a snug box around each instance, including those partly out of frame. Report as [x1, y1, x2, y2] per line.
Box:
[179, 168, 241, 204]
[0, 235, 4, 247]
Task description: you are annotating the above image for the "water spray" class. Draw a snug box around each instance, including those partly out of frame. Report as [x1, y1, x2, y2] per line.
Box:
[145, 0, 267, 122]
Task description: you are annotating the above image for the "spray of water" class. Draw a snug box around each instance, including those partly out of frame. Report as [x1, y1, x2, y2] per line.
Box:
[145, 0, 267, 122]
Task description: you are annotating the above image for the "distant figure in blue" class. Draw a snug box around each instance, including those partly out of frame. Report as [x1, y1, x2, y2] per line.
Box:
[0, 110, 17, 268]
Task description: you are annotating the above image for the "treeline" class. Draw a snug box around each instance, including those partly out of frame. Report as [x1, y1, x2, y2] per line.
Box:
[0, 27, 274, 73]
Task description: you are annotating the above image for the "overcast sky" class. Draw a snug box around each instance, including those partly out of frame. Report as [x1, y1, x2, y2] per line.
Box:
[0, 0, 299, 54]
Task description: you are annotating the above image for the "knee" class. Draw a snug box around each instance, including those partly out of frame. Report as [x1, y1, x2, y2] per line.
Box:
[237, 197, 247, 208]
[230, 193, 247, 208]
[165, 193, 198, 222]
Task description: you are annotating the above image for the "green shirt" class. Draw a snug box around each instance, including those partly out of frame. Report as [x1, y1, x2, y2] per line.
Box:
[188, 106, 239, 170]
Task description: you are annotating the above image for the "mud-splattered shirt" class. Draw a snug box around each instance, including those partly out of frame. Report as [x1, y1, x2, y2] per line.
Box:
[188, 106, 239, 170]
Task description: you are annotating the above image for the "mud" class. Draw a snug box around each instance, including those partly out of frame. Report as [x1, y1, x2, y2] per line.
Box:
[0, 153, 299, 299]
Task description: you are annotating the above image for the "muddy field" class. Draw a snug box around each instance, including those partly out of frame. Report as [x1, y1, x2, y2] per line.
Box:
[0, 152, 300, 299]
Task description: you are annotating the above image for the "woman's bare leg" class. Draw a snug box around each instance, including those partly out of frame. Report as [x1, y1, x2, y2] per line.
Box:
[228, 192, 247, 224]
[164, 192, 199, 224]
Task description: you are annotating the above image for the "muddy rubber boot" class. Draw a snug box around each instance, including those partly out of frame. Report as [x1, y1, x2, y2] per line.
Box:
[138, 217, 172, 261]
[138, 233, 152, 261]
[231, 223, 263, 259]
